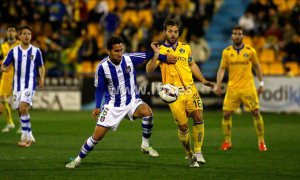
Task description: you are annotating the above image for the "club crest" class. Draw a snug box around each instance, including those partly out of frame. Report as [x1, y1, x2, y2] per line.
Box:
[244, 53, 249, 57]
[30, 55, 34, 60]
[125, 66, 131, 73]
[179, 48, 185, 53]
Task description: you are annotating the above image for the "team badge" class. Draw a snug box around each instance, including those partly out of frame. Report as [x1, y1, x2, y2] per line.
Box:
[94, 74, 98, 87]
[30, 55, 34, 60]
[244, 53, 249, 57]
[125, 66, 131, 73]
[179, 48, 185, 53]
[167, 50, 170, 53]
[100, 116, 105, 122]
[231, 54, 234, 57]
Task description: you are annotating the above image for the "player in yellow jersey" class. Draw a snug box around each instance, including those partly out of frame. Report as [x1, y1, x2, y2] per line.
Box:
[215, 25, 267, 151]
[146, 19, 215, 167]
[0, 25, 21, 133]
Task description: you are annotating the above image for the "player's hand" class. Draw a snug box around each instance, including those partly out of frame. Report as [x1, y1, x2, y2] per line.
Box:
[257, 86, 263, 95]
[92, 108, 101, 120]
[151, 42, 160, 54]
[39, 79, 44, 88]
[214, 85, 222, 96]
[166, 54, 177, 64]
[203, 80, 215, 89]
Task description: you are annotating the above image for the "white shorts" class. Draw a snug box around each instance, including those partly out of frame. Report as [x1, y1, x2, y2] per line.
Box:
[13, 89, 35, 109]
[97, 98, 145, 131]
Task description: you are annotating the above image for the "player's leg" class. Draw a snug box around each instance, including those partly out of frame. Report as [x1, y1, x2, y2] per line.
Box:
[132, 103, 158, 157]
[251, 109, 267, 151]
[1, 96, 15, 133]
[66, 125, 109, 168]
[18, 102, 33, 147]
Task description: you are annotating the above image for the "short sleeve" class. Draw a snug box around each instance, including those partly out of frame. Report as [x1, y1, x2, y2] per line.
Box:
[251, 48, 259, 65]
[36, 49, 44, 67]
[220, 50, 228, 68]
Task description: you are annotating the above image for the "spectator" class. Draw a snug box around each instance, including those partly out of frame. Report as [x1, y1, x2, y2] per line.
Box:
[246, 0, 264, 17]
[79, 28, 98, 62]
[263, 22, 282, 53]
[45, 40, 63, 76]
[49, 0, 66, 30]
[72, 0, 88, 29]
[88, 0, 108, 22]
[282, 34, 300, 68]
[101, 8, 120, 48]
[189, 34, 211, 70]
[239, 11, 255, 37]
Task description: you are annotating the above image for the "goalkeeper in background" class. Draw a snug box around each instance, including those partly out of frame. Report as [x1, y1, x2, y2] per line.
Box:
[146, 19, 214, 168]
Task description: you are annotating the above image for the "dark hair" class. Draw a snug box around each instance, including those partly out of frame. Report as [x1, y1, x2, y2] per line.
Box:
[232, 25, 244, 35]
[19, 26, 32, 34]
[107, 36, 123, 50]
[7, 24, 17, 31]
[163, 19, 181, 31]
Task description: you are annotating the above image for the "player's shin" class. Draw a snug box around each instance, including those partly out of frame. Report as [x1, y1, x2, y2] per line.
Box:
[2, 100, 14, 125]
[77, 136, 100, 162]
[222, 117, 232, 142]
[178, 129, 193, 157]
[193, 122, 204, 152]
[20, 114, 30, 136]
[141, 116, 153, 147]
[253, 115, 265, 142]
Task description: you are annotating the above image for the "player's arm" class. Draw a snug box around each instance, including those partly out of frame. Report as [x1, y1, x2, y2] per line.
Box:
[93, 66, 105, 120]
[1, 49, 13, 72]
[253, 63, 264, 95]
[215, 50, 228, 96]
[215, 67, 226, 96]
[36, 49, 45, 88]
[189, 60, 215, 89]
[146, 42, 160, 73]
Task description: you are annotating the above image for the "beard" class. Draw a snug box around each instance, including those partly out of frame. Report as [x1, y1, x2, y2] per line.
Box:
[234, 39, 243, 46]
[166, 36, 177, 45]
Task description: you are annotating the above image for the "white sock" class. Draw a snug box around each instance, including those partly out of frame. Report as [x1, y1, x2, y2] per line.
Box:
[142, 137, 149, 147]
[75, 156, 82, 162]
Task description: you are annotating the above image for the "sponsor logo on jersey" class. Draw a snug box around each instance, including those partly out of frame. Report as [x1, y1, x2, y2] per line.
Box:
[25, 92, 30, 96]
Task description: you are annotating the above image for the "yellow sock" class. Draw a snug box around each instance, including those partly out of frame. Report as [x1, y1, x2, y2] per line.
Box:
[2, 101, 14, 125]
[253, 115, 264, 142]
[178, 129, 193, 157]
[193, 122, 204, 152]
[222, 117, 232, 142]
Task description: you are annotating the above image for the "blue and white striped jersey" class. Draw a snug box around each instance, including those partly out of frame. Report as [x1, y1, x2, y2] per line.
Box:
[95, 52, 165, 108]
[2, 45, 44, 91]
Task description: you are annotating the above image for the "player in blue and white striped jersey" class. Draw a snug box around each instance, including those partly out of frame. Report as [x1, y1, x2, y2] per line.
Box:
[1, 26, 45, 147]
[66, 36, 176, 168]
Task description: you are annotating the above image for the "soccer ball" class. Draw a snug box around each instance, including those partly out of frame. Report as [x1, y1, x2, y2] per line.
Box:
[158, 84, 179, 103]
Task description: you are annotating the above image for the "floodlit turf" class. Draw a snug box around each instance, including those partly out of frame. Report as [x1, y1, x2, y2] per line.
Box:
[0, 110, 299, 179]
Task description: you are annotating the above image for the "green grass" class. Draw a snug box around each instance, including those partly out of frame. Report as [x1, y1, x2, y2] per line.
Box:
[0, 110, 299, 179]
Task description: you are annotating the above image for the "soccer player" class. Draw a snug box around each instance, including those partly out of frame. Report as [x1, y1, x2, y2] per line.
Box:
[0, 25, 20, 133]
[214, 25, 267, 151]
[66, 36, 175, 168]
[1, 26, 45, 147]
[146, 19, 215, 167]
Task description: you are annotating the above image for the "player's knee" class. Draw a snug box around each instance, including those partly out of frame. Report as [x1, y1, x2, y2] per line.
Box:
[251, 109, 260, 118]
[19, 108, 28, 115]
[142, 108, 153, 117]
[178, 124, 189, 132]
[223, 111, 232, 120]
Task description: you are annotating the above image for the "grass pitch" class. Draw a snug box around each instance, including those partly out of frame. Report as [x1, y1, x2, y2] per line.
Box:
[0, 110, 299, 179]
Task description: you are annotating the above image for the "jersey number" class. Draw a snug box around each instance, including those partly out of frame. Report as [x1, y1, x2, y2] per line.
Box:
[100, 108, 109, 122]
[193, 100, 202, 108]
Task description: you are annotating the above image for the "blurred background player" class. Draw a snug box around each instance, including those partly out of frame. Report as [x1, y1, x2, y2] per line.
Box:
[215, 25, 267, 151]
[0, 25, 20, 133]
[146, 19, 215, 168]
[1, 26, 45, 147]
[66, 36, 175, 168]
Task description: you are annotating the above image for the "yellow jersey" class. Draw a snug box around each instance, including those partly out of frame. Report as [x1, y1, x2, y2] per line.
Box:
[157, 42, 194, 86]
[0, 40, 20, 77]
[220, 44, 259, 90]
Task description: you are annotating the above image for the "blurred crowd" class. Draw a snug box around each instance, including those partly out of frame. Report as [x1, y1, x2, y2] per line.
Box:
[0, 0, 218, 76]
[238, 0, 300, 76]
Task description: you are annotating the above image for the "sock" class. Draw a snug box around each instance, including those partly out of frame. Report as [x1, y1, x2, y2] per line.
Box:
[178, 129, 193, 157]
[222, 117, 232, 142]
[141, 116, 153, 147]
[2, 101, 14, 125]
[78, 136, 100, 160]
[193, 122, 204, 152]
[20, 114, 30, 136]
[253, 115, 265, 142]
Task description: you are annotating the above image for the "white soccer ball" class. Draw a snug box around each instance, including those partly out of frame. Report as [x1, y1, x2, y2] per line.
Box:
[158, 84, 179, 103]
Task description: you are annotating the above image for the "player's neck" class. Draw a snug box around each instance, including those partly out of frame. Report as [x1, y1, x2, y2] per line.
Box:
[7, 38, 16, 45]
[233, 43, 244, 49]
[165, 40, 178, 49]
[20, 43, 30, 50]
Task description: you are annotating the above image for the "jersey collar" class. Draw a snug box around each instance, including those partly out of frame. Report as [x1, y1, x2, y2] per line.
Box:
[162, 42, 178, 51]
[233, 44, 244, 55]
